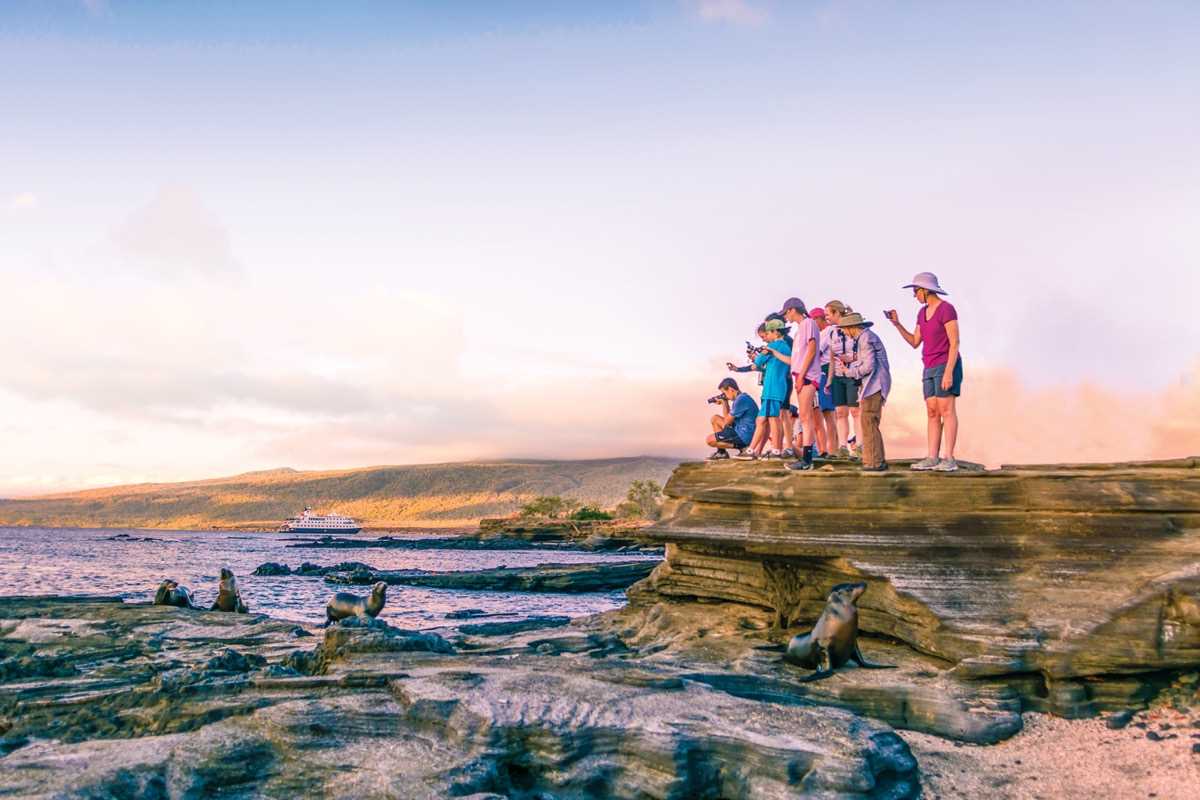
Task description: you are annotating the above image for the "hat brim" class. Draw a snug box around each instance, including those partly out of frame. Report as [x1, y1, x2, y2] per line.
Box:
[901, 283, 948, 295]
[837, 321, 874, 328]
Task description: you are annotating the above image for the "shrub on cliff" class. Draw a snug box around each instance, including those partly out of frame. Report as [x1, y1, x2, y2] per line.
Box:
[518, 495, 579, 519]
[617, 480, 663, 520]
[570, 505, 613, 521]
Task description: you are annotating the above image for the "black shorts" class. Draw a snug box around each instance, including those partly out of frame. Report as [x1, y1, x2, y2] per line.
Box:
[715, 425, 748, 449]
[831, 376, 860, 407]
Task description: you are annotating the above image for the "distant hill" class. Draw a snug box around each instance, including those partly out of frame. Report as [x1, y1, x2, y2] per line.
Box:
[0, 457, 682, 530]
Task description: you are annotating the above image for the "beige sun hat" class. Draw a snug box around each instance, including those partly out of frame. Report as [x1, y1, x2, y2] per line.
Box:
[901, 272, 948, 295]
[836, 312, 873, 329]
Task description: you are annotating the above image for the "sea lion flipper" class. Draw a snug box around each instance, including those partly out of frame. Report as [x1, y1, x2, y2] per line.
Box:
[851, 642, 896, 669]
[755, 644, 787, 653]
[796, 669, 834, 683]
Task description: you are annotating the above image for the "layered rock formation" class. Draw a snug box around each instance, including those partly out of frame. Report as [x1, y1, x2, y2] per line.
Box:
[0, 597, 918, 798]
[632, 457, 1200, 721]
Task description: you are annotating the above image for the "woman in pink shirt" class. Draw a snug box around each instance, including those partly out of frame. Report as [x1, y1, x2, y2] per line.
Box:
[885, 272, 963, 472]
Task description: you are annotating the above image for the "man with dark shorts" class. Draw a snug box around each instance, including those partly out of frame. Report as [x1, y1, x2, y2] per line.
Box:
[706, 378, 758, 459]
[885, 272, 964, 472]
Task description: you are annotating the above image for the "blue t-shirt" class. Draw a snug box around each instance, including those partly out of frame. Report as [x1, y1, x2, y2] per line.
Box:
[762, 340, 792, 401]
[731, 393, 758, 444]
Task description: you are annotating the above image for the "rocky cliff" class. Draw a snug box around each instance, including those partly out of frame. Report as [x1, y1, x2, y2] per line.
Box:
[630, 457, 1200, 724]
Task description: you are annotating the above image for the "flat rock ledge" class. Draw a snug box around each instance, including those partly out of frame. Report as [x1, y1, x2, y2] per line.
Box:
[319, 559, 659, 593]
[632, 457, 1200, 723]
[0, 596, 918, 799]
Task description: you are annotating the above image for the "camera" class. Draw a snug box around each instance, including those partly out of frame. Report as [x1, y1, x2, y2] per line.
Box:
[706, 395, 725, 405]
[745, 340, 767, 355]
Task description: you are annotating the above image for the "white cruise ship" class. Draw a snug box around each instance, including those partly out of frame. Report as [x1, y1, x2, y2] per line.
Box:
[278, 507, 361, 534]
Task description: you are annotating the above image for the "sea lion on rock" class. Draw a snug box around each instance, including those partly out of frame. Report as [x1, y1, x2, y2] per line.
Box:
[325, 581, 387, 626]
[210, 567, 248, 613]
[783, 582, 894, 681]
[153, 579, 195, 609]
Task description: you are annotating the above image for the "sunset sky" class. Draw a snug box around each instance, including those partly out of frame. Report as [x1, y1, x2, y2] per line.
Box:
[2, 1, 1199, 495]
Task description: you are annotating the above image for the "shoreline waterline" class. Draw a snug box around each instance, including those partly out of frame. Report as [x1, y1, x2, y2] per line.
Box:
[0, 526, 657, 627]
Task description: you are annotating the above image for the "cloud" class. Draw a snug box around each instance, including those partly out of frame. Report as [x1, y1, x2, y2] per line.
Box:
[112, 185, 239, 275]
[6, 192, 38, 211]
[688, 0, 769, 26]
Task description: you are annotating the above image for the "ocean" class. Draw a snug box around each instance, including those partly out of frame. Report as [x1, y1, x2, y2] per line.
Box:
[0, 527, 656, 628]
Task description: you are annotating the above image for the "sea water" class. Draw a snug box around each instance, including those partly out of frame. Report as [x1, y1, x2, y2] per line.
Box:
[0, 527, 658, 628]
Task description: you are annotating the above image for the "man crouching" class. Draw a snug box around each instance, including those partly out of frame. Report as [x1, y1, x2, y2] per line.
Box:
[706, 378, 758, 460]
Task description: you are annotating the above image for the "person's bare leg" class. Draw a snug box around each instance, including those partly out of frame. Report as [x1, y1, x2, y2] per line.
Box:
[768, 417, 782, 452]
[748, 417, 767, 454]
[850, 406, 862, 451]
[925, 397, 942, 459]
[711, 415, 725, 433]
[835, 406, 850, 449]
[780, 409, 793, 451]
[823, 410, 838, 453]
[938, 396, 958, 459]
[798, 385, 818, 449]
[814, 412, 827, 454]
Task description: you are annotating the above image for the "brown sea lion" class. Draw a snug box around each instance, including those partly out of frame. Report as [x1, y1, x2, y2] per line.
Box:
[325, 581, 387, 625]
[783, 581, 894, 681]
[210, 567, 248, 613]
[154, 579, 195, 609]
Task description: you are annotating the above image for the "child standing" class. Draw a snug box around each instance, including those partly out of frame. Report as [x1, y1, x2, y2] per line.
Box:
[739, 319, 791, 459]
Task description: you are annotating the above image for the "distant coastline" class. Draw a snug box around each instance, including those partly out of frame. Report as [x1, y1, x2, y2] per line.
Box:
[0, 457, 680, 531]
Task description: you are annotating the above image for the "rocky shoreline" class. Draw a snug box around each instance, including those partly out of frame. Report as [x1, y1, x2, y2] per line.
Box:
[2, 457, 1198, 798]
[0, 597, 920, 798]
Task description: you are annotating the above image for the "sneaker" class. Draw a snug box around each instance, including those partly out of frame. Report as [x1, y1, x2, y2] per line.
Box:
[910, 457, 940, 471]
[836, 447, 851, 459]
[708, 449, 730, 460]
[762, 450, 783, 460]
[733, 450, 759, 461]
[781, 448, 796, 459]
[861, 462, 889, 472]
[933, 458, 959, 472]
[785, 460, 814, 471]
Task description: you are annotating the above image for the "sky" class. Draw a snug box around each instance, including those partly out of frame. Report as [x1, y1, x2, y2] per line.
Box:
[2, 0, 1199, 495]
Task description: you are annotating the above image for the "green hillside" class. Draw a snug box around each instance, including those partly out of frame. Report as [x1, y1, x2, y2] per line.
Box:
[0, 458, 681, 530]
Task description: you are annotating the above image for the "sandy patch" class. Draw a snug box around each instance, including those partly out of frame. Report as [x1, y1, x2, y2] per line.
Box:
[901, 710, 1200, 799]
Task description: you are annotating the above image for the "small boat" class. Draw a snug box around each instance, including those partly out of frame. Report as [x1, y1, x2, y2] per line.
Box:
[278, 507, 361, 534]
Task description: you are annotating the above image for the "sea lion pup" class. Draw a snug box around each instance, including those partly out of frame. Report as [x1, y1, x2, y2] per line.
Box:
[783, 581, 895, 682]
[325, 581, 388, 626]
[210, 567, 248, 613]
[153, 579, 195, 609]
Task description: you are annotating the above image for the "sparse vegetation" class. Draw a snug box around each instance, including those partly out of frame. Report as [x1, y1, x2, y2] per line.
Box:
[570, 505, 613, 521]
[616, 480, 664, 520]
[0, 458, 680, 529]
[518, 496, 579, 519]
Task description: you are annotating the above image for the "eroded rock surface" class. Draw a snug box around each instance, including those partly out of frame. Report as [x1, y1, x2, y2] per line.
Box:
[0, 597, 919, 798]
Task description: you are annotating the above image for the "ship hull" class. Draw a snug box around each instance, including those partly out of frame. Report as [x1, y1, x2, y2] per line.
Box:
[279, 526, 362, 534]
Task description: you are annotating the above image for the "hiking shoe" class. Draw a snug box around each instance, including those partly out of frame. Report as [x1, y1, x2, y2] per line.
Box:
[910, 457, 940, 471]
[861, 462, 889, 472]
[733, 450, 759, 461]
[785, 460, 814, 471]
[933, 458, 959, 472]
[836, 447, 851, 459]
[708, 449, 730, 460]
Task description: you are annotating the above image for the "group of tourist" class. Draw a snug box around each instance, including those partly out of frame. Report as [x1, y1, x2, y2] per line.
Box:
[705, 272, 963, 473]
